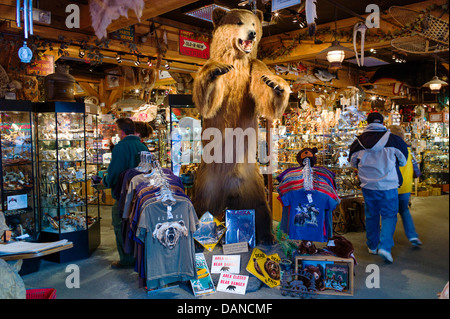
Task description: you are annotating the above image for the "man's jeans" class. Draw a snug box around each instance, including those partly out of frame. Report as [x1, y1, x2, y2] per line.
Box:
[362, 188, 398, 253]
[398, 192, 418, 241]
[112, 200, 135, 265]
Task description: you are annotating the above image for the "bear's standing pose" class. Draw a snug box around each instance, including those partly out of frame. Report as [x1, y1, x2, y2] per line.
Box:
[192, 8, 290, 244]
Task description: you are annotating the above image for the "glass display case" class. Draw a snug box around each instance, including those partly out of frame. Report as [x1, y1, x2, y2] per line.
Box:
[419, 121, 449, 190]
[165, 94, 202, 176]
[34, 101, 95, 262]
[0, 100, 38, 241]
[84, 103, 102, 253]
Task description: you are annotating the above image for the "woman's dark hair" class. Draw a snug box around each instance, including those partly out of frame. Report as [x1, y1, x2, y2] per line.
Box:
[116, 118, 135, 135]
[134, 121, 153, 138]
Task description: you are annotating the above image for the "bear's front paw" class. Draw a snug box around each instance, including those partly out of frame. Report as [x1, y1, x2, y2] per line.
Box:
[261, 75, 284, 96]
[210, 64, 234, 80]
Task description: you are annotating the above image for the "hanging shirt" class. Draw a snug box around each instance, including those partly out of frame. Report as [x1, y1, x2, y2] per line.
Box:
[137, 198, 199, 289]
[281, 189, 339, 242]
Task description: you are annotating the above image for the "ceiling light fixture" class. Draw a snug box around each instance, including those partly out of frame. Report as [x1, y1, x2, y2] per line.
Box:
[317, 40, 355, 69]
[316, 8, 354, 70]
[78, 48, 85, 58]
[116, 53, 122, 63]
[134, 56, 141, 66]
[423, 59, 448, 94]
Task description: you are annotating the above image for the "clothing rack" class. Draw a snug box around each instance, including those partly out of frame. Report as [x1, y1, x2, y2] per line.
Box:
[117, 151, 198, 291]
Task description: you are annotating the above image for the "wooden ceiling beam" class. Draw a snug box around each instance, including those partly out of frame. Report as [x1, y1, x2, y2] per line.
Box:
[259, 0, 448, 65]
[1, 20, 206, 67]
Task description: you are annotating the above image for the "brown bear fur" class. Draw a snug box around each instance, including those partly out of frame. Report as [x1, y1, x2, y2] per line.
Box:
[192, 8, 290, 244]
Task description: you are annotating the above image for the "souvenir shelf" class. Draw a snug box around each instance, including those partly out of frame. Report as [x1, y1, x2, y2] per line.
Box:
[0, 100, 38, 241]
[274, 125, 364, 198]
[34, 101, 99, 262]
[421, 150, 449, 186]
[420, 121, 449, 189]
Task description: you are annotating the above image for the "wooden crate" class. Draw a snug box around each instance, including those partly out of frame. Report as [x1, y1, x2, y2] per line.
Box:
[295, 255, 354, 296]
[417, 190, 429, 197]
[431, 188, 442, 196]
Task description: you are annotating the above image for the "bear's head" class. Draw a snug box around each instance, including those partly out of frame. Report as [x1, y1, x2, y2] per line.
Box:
[211, 8, 263, 60]
[152, 220, 188, 249]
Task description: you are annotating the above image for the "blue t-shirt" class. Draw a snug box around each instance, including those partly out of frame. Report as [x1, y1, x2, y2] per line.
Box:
[281, 189, 339, 242]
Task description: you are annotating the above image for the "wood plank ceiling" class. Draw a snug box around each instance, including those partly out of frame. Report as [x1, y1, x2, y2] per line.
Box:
[0, 0, 448, 102]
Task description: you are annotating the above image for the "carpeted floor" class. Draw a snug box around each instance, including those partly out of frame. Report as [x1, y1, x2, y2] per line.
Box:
[20, 195, 449, 300]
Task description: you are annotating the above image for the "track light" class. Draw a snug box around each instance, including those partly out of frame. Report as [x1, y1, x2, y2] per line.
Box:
[134, 57, 141, 66]
[116, 54, 122, 63]
[78, 48, 85, 58]
[165, 61, 170, 70]
[147, 58, 153, 67]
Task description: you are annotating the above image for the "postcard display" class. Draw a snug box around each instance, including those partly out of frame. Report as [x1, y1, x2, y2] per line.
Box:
[0, 100, 38, 242]
[35, 101, 100, 262]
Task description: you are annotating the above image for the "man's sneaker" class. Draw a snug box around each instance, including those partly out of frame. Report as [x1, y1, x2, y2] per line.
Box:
[410, 238, 422, 247]
[368, 248, 378, 255]
[378, 248, 394, 263]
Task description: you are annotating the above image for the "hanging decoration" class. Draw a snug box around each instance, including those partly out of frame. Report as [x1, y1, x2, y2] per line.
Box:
[353, 22, 368, 67]
[305, 0, 317, 37]
[16, 0, 33, 63]
[89, 0, 145, 39]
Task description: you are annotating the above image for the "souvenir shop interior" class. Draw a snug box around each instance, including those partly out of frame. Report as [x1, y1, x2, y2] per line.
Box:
[0, 0, 448, 300]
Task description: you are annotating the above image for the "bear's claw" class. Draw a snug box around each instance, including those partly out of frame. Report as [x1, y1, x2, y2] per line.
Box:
[211, 64, 234, 80]
[261, 75, 284, 95]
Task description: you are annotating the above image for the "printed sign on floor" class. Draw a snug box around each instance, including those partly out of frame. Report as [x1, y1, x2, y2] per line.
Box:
[210, 255, 240, 274]
[217, 273, 248, 295]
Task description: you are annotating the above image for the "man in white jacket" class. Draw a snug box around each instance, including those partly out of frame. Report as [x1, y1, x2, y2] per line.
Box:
[349, 112, 408, 263]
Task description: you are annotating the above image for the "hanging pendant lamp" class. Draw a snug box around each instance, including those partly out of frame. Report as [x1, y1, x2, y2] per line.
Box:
[423, 60, 448, 94]
[316, 40, 355, 69]
[316, 7, 354, 70]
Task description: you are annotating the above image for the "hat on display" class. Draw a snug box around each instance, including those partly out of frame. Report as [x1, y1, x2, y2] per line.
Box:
[296, 147, 318, 167]
[367, 112, 384, 124]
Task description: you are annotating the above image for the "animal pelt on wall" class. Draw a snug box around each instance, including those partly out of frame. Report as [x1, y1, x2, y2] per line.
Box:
[192, 8, 290, 244]
[89, 0, 144, 39]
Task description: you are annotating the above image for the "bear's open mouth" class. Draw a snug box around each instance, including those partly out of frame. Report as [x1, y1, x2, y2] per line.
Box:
[238, 39, 254, 53]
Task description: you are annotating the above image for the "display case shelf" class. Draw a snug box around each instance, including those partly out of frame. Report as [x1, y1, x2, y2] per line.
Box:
[0, 100, 38, 242]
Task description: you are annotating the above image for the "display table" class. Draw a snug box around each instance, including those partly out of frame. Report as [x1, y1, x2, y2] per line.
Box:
[0, 240, 73, 261]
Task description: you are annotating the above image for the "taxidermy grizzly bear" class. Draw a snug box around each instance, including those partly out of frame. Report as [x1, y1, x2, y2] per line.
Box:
[192, 8, 290, 244]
